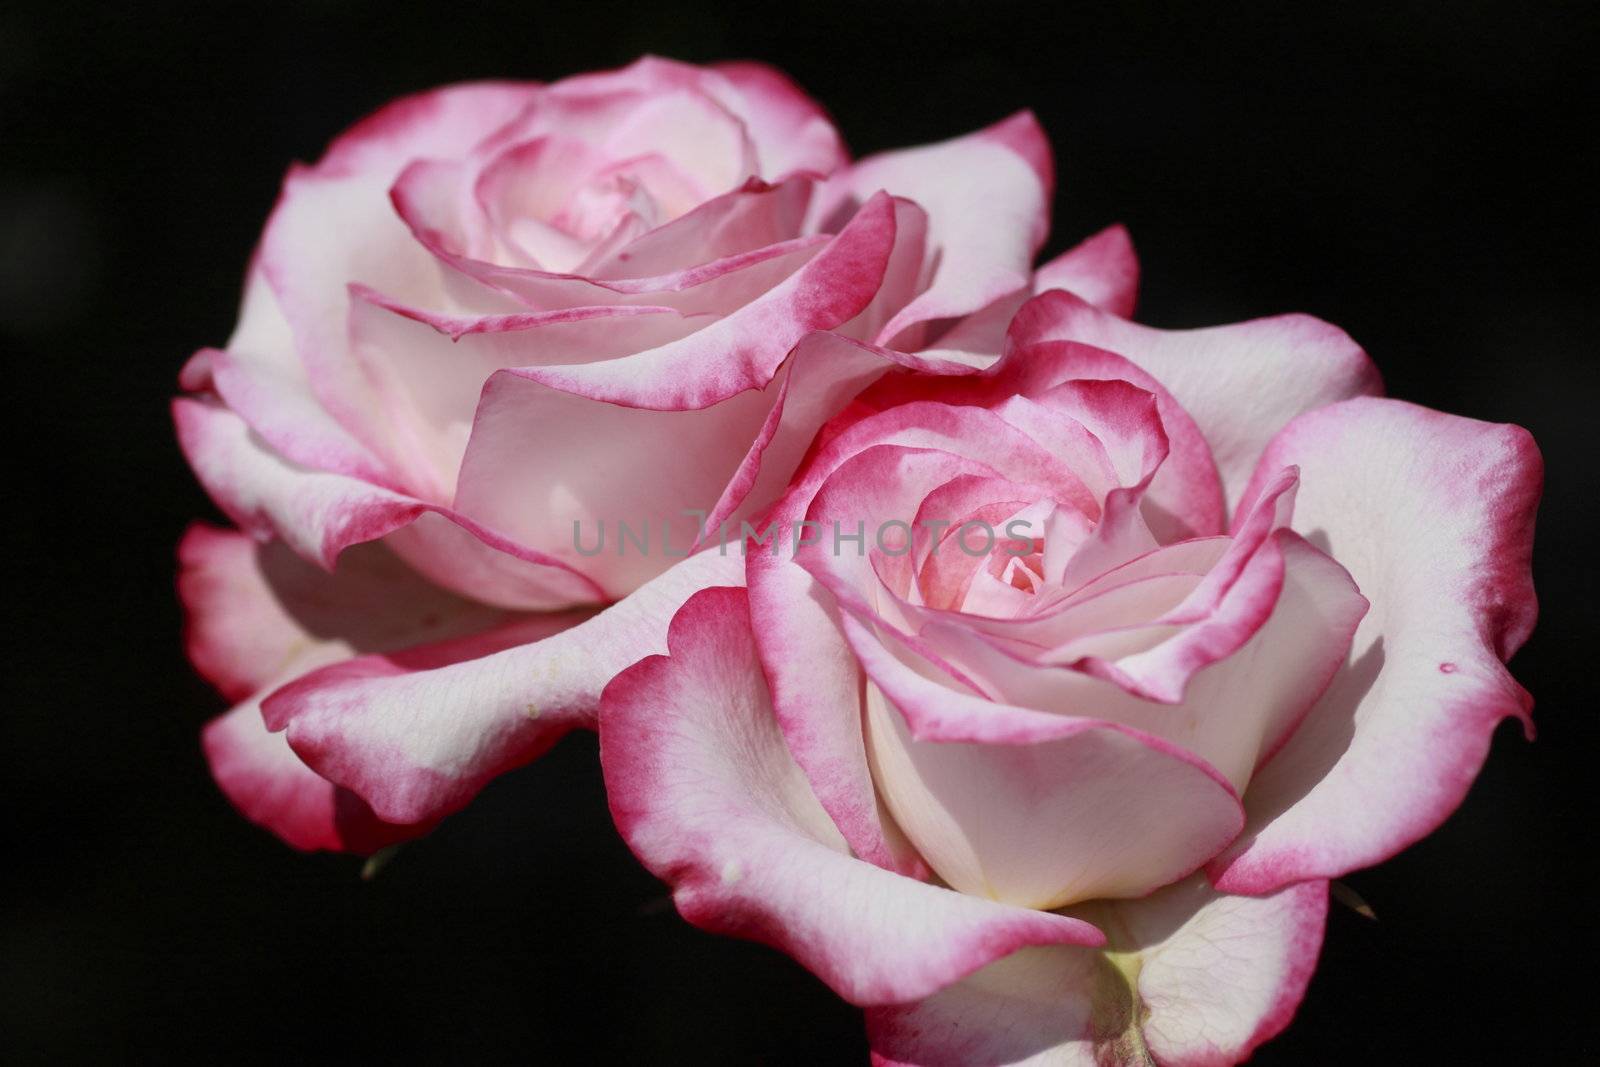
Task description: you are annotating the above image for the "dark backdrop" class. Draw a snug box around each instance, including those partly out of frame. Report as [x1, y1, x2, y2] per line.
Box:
[4, 2, 1594, 1062]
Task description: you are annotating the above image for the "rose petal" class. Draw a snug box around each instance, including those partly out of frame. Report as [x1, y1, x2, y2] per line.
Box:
[1008, 289, 1382, 508]
[202, 268, 395, 486]
[263, 548, 744, 826]
[749, 402, 1115, 874]
[315, 81, 536, 178]
[483, 58, 760, 195]
[796, 437, 1093, 622]
[916, 224, 1142, 366]
[202, 692, 423, 854]
[836, 197, 933, 349]
[583, 175, 816, 282]
[395, 162, 825, 311]
[849, 616, 1244, 908]
[858, 339, 1225, 540]
[500, 190, 898, 407]
[599, 586, 1104, 1006]
[813, 112, 1052, 348]
[451, 367, 773, 596]
[1033, 223, 1140, 319]
[917, 531, 1367, 793]
[256, 85, 536, 468]
[709, 61, 850, 179]
[173, 396, 604, 608]
[588, 84, 758, 196]
[179, 524, 511, 851]
[1209, 398, 1540, 892]
[867, 876, 1328, 1067]
[345, 287, 699, 500]
[178, 523, 509, 701]
[471, 135, 626, 269]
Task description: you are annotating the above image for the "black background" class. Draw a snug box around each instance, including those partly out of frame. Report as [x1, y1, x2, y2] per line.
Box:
[4, 2, 1595, 1062]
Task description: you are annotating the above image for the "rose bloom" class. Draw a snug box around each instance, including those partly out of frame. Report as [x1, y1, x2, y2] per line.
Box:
[601, 288, 1541, 1062]
[174, 57, 1133, 850]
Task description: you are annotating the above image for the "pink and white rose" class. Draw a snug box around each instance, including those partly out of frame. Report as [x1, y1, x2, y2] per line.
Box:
[175, 57, 1126, 850]
[171, 50, 1542, 1059]
[600, 289, 1541, 1063]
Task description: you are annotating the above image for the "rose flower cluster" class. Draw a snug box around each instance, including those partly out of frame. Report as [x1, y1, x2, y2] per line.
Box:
[176, 57, 1540, 1064]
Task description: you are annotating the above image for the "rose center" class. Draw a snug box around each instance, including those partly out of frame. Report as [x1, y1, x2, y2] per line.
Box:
[989, 537, 1046, 594]
[550, 171, 656, 244]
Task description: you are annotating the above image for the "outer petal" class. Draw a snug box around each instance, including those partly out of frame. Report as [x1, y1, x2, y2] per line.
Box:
[179, 525, 509, 851]
[202, 686, 422, 854]
[710, 61, 850, 178]
[813, 112, 1052, 349]
[867, 877, 1328, 1067]
[201, 268, 394, 487]
[1008, 290, 1382, 507]
[257, 85, 536, 465]
[180, 523, 310, 702]
[1033, 223, 1140, 319]
[178, 523, 508, 700]
[1209, 398, 1540, 892]
[262, 548, 745, 826]
[918, 224, 1142, 366]
[600, 586, 1104, 1007]
[1121, 879, 1328, 1066]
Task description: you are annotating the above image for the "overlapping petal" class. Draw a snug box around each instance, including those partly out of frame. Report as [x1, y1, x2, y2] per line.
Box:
[179, 524, 511, 850]
[263, 548, 744, 827]
[172, 395, 605, 609]
[855, 336, 1226, 540]
[1034, 223, 1140, 318]
[496, 190, 898, 407]
[709, 60, 850, 179]
[867, 877, 1328, 1067]
[848, 615, 1245, 908]
[749, 403, 1107, 874]
[256, 86, 538, 455]
[1008, 290, 1381, 507]
[811, 112, 1053, 349]
[600, 587, 1105, 1006]
[914, 224, 1141, 366]
[1208, 398, 1541, 892]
